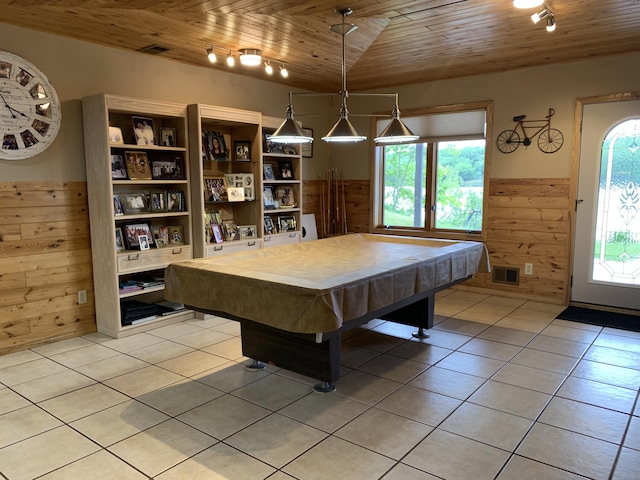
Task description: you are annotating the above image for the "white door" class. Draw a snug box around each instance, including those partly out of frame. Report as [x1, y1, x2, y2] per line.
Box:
[572, 98, 640, 309]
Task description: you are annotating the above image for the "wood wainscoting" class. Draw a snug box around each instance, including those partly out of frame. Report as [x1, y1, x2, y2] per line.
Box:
[0, 182, 96, 355]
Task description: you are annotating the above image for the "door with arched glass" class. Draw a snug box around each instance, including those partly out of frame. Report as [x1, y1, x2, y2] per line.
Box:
[572, 98, 640, 310]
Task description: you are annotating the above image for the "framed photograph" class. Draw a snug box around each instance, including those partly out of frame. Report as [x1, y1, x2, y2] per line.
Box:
[264, 133, 284, 154]
[121, 193, 150, 214]
[156, 226, 169, 248]
[168, 225, 184, 245]
[263, 164, 275, 180]
[283, 145, 297, 155]
[263, 185, 275, 210]
[113, 195, 124, 216]
[138, 234, 150, 251]
[278, 161, 294, 179]
[203, 131, 227, 161]
[239, 225, 257, 240]
[211, 223, 224, 243]
[150, 190, 166, 212]
[275, 185, 296, 208]
[123, 223, 155, 250]
[160, 127, 176, 147]
[227, 187, 245, 202]
[301, 128, 313, 158]
[234, 141, 251, 161]
[204, 177, 227, 202]
[225, 173, 255, 201]
[132, 116, 156, 145]
[263, 216, 275, 235]
[115, 228, 125, 252]
[166, 190, 184, 212]
[222, 219, 239, 241]
[151, 157, 184, 180]
[124, 151, 152, 180]
[279, 216, 297, 233]
[109, 126, 124, 145]
[111, 154, 127, 179]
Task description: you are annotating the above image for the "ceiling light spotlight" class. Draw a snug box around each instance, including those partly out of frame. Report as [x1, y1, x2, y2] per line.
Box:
[239, 48, 262, 66]
[531, 7, 551, 24]
[513, 0, 543, 8]
[264, 61, 273, 75]
[206, 46, 217, 63]
[279, 65, 289, 78]
[546, 13, 556, 32]
[226, 52, 235, 67]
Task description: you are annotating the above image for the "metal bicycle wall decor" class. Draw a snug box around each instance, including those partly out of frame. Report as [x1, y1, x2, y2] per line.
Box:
[496, 107, 564, 154]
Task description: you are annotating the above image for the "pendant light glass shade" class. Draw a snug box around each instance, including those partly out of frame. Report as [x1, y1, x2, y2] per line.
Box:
[270, 105, 314, 144]
[513, 0, 543, 8]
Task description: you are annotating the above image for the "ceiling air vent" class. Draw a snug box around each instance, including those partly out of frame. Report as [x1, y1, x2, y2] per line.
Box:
[492, 266, 520, 286]
[137, 44, 170, 55]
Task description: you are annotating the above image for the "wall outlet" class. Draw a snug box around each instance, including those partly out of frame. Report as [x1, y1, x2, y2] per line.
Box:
[78, 290, 88, 304]
[524, 263, 533, 275]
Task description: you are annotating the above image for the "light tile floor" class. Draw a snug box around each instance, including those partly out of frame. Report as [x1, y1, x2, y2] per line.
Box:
[1, 289, 639, 479]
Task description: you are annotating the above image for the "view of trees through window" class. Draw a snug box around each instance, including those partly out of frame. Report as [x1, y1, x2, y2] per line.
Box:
[382, 140, 485, 232]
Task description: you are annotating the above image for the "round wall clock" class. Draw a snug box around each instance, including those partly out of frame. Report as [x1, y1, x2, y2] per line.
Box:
[0, 51, 61, 160]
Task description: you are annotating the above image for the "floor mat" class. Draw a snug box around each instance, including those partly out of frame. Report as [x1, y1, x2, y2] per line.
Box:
[557, 306, 640, 332]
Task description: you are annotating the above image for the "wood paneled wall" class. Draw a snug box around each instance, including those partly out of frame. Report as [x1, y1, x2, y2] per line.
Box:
[0, 182, 96, 355]
[304, 177, 572, 304]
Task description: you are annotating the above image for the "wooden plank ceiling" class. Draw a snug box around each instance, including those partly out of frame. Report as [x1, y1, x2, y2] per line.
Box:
[1, 0, 639, 92]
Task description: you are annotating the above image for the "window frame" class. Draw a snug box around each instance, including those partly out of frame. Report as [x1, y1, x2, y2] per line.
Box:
[371, 100, 492, 241]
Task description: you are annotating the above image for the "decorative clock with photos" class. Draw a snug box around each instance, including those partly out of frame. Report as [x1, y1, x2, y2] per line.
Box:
[0, 51, 62, 160]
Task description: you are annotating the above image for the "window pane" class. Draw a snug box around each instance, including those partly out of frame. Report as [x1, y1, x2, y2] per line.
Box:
[382, 144, 426, 227]
[434, 140, 485, 231]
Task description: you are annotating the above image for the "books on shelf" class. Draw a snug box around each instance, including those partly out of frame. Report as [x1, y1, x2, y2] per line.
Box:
[120, 299, 188, 326]
[119, 277, 164, 294]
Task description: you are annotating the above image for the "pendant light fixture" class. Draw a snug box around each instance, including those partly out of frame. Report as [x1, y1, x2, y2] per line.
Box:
[270, 8, 418, 145]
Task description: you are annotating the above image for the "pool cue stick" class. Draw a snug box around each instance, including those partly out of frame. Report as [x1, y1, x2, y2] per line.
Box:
[334, 168, 339, 235]
[320, 173, 325, 238]
[341, 170, 347, 234]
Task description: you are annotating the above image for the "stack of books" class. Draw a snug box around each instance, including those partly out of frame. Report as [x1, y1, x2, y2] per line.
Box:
[119, 280, 142, 295]
[121, 300, 158, 326]
[155, 300, 187, 316]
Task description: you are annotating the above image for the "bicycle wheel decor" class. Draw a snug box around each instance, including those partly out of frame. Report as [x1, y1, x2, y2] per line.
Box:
[537, 128, 564, 153]
[496, 129, 520, 154]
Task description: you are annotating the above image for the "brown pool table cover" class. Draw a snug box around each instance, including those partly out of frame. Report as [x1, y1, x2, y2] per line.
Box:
[164, 234, 489, 334]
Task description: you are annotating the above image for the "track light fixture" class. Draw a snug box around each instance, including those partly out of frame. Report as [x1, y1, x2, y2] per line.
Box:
[270, 8, 418, 146]
[531, 6, 556, 32]
[205, 45, 289, 77]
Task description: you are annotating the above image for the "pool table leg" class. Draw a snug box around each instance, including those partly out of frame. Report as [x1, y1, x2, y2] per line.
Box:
[381, 293, 434, 339]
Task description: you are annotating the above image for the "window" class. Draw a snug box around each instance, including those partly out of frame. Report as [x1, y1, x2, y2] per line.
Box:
[372, 102, 492, 240]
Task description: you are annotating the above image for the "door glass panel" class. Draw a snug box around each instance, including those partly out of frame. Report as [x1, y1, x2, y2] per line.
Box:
[593, 119, 640, 285]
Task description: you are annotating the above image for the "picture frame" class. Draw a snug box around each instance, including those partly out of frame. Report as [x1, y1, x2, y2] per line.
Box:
[115, 227, 125, 252]
[150, 190, 166, 212]
[211, 223, 224, 243]
[138, 234, 150, 251]
[222, 219, 239, 241]
[227, 187, 245, 202]
[151, 157, 184, 180]
[263, 216, 275, 235]
[264, 133, 284, 154]
[156, 226, 169, 248]
[283, 145, 297, 155]
[279, 216, 297, 233]
[124, 151, 152, 180]
[160, 127, 176, 147]
[121, 192, 150, 214]
[168, 225, 184, 245]
[263, 164, 275, 180]
[111, 154, 127, 179]
[263, 185, 275, 210]
[166, 190, 184, 212]
[113, 195, 124, 216]
[278, 160, 294, 179]
[203, 131, 227, 161]
[204, 177, 227, 202]
[108, 126, 124, 145]
[123, 223, 155, 250]
[224, 173, 255, 201]
[239, 225, 257, 240]
[301, 128, 313, 158]
[275, 185, 296, 208]
[234, 140, 251, 161]
[132, 116, 156, 145]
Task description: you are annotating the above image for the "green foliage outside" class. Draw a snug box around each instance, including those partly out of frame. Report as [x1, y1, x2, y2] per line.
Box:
[383, 141, 485, 231]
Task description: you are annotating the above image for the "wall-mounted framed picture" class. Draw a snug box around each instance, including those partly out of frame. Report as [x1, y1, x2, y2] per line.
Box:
[124, 151, 152, 180]
[234, 141, 251, 161]
[132, 116, 156, 145]
[301, 128, 313, 157]
[160, 127, 176, 147]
